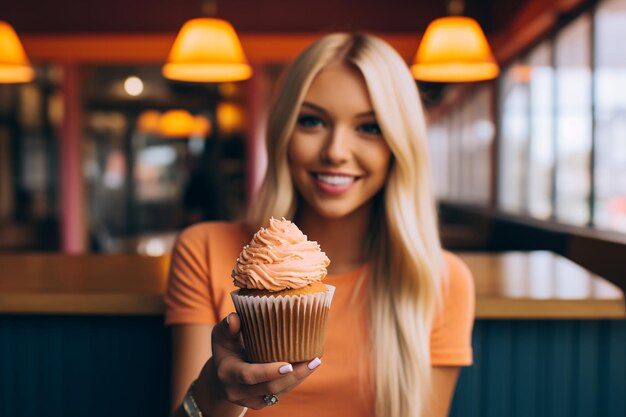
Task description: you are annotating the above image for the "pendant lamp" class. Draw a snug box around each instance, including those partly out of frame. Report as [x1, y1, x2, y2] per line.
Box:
[162, 0, 251, 83]
[411, 1, 499, 82]
[157, 110, 212, 138]
[0, 21, 34, 83]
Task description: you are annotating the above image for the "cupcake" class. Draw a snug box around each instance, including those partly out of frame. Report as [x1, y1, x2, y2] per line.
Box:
[230, 217, 334, 363]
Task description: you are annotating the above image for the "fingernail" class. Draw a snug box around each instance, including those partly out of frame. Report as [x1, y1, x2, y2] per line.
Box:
[307, 357, 322, 370]
[278, 364, 293, 374]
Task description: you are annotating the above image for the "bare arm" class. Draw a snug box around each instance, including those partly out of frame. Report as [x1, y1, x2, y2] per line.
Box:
[170, 321, 247, 417]
[170, 324, 213, 414]
[425, 366, 461, 417]
[170, 314, 321, 417]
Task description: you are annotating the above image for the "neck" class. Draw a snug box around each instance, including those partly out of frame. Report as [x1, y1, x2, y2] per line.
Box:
[294, 202, 375, 275]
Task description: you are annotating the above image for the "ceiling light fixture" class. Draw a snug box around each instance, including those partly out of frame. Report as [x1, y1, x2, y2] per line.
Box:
[0, 20, 34, 83]
[162, 0, 252, 83]
[157, 110, 212, 138]
[411, 0, 499, 82]
[124, 76, 144, 96]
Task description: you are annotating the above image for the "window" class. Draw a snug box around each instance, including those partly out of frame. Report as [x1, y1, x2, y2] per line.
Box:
[428, 86, 494, 204]
[499, 61, 530, 212]
[554, 15, 593, 225]
[449, 108, 463, 198]
[470, 88, 495, 203]
[496, 13, 595, 226]
[0, 66, 61, 251]
[428, 123, 450, 199]
[594, 0, 626, 232]
[528, 41, 555, 219]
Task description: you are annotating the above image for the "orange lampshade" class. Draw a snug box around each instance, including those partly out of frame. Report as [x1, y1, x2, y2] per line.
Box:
[158, 110, 212, 138]
[137, 110, 162, 134]
[216, 102, 244, 135]
[163, 18, 252, 82]
[0, 21, 34, 83]
[192, 115, 212, 137]
[411, 17, 499, 82]
[158, 110, 196, 137]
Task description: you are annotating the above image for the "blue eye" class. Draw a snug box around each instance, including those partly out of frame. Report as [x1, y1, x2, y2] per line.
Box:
[358, 122, 382, 135]
[297, 115, 324, 128]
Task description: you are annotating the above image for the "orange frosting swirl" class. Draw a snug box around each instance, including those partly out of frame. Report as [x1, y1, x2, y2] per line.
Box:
[232, 217, 330, 291]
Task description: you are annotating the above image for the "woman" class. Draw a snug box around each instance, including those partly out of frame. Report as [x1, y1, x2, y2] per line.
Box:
[166, 33, 475, 417]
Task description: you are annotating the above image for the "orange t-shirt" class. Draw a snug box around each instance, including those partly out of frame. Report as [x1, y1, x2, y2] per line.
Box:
[165, 222, 475, 417]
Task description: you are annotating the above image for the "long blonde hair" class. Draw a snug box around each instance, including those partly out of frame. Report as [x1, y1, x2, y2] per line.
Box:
[248, 33, 444, 417]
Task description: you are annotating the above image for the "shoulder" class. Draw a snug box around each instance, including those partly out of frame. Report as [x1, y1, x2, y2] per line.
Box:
[441, 251, 475, 300]
[171, 221, 250, 272]
[177, 221, 247, 242]
[175, 221, 249, 250]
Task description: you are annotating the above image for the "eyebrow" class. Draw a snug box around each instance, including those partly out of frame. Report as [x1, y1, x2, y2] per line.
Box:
[301, 101, 376, 118]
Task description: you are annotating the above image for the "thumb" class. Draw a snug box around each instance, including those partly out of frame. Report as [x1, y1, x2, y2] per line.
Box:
[212, 312, 241, 347]
[224, 312, 241, 336]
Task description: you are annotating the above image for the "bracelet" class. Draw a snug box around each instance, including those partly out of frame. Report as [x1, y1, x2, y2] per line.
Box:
[183, 380, 204, 417]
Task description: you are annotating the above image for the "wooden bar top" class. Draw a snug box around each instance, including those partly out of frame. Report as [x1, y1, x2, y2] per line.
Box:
[462, 251, 625, 319]
[0, 251, 623, 318]
[0, 254, 170, 315]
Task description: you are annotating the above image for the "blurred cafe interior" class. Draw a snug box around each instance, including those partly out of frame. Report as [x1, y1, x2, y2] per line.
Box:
[1, 0, 625, 416]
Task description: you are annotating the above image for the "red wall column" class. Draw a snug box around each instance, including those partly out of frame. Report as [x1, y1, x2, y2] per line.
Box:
[59, 63, 87, 253]
[245, 63, 269, 206]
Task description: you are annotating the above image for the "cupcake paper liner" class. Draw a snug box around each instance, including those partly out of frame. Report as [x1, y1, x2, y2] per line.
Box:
[231, 285, 335, 363]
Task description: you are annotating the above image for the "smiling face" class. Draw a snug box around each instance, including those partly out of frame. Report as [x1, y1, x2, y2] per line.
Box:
[288, 63, 392, 220]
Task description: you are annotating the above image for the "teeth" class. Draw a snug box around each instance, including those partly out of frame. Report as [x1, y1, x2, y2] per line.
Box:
[316, 174, 356, 185]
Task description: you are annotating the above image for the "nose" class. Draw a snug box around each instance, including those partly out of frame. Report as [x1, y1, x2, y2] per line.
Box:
[321, 126, 350, 165]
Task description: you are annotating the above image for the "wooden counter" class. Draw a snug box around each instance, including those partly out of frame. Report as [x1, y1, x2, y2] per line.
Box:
[0, 254, 170, 315]
[0, 251, 623, 318]
[462, 251, 625, 319]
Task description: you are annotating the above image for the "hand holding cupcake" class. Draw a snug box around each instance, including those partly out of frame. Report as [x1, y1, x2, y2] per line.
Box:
[231, 217, 335, 363]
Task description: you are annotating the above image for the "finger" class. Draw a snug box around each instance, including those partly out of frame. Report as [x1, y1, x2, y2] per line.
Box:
[247, 357, 322, 397]
[239, 396, 273, 411]
[224, 358, 321, 408]
[212, 313, 242, 354]
[224, 359, 295, 386]
[213, 313, 239, 340]
[218, 361, 294, 404]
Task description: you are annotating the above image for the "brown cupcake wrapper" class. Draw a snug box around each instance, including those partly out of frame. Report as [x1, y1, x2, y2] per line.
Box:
[231, 285, 335, 363]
